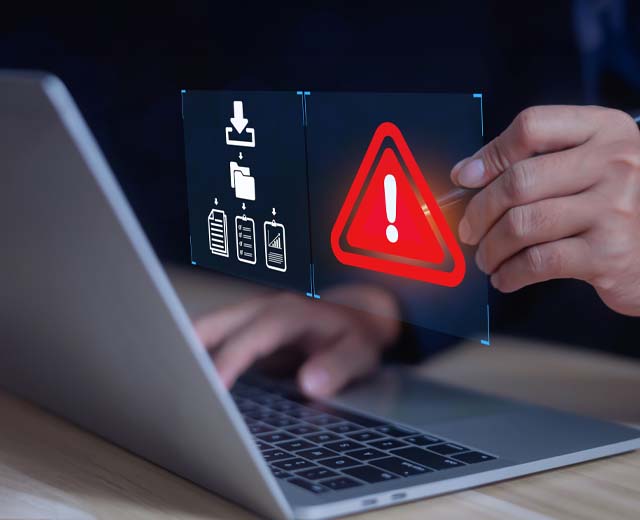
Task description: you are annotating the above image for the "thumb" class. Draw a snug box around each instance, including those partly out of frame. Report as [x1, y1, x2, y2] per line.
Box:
[451, 105, 603, 188]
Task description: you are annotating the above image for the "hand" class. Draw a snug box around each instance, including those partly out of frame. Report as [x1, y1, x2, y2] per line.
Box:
[194, 285, 400, 398]
[451, 105, 640, 316]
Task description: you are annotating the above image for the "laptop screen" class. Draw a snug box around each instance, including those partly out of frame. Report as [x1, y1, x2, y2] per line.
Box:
[182, 90, 489, 344]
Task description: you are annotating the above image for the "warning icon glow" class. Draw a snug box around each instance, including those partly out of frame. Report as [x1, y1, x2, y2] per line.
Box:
[331, 122, 466, 287]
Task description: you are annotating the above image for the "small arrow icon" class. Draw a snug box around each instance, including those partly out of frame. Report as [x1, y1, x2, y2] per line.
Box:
[242, 202, 246, 211]
[214, 197, 218, 206]
[230, 101, 249, 134]
[239, 152, 243, 160]
[272, 207, 277, 216]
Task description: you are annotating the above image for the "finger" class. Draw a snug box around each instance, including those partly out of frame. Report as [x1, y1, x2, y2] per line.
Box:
[451, 105, 605, 188]
[490, 236, 593, 293]
[194, 296, 270, 349]
[476, 193, 598, 274]
[213, 300, 347, 388]
[460, 146, 597, 245]
[297, 334, 380, 398]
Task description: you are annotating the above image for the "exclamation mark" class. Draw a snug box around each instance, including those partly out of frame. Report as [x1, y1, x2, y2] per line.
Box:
[384, 174, 398, 243]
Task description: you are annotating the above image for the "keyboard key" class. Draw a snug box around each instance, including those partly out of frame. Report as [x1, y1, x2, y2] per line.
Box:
[262, 416, 300, 428]
[287, 407, 322, 419]
[296, 467, 339, 481]
[345, 448, 387, 461]
[405, 434, 442, 446]
[370, 456, 432, 477]
[273, 458, 318, 471]
[343, 466, 398, 483]
[276, 440, 315, 452]
[453, 451, 496, 464]
[327, 423, 364, 434]
[262, 449, 291, 462]
[288, 478, 329, 494]
[256, 441, 273, 452]
[305, 432, 341, 444]
[325, 440, 366, 452]
[257, 432, 294, 444]
[272, 401, 298, 412]
[286, 425, 320, 436]
[376, 425, 418, 438]
[429, 443, 468, 456]
[368, 438, 408, 451]
[249, 423, 274, 435]
[271, 468, 291, 479]
[297, 447, 339, 460]
[348, 431, 384, 442]
[390, 447, 464, 471]
[320, 456, 361, 470]
[321, 477, 363, 490]
[306, 415, 342, 426]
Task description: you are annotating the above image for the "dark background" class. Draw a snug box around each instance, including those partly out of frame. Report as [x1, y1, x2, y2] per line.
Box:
[3, 2, 639, 355]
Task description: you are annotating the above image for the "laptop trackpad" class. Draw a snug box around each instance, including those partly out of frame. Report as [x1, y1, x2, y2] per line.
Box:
[331, 367, 517, 429]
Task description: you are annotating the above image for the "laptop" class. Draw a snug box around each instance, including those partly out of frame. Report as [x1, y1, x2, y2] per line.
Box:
[1, 72, 639, 520]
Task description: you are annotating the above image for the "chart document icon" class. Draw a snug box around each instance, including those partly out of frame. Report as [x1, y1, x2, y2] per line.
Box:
[331, 122, 466, 287]
[264, 221, 287, 272]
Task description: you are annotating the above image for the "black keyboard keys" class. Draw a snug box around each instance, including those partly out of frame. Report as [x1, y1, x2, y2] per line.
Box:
[348, 430, 384, 442]
[325, 440, 365, 452]
[429, 443, 468, 455]
[297, 447, 339, 460]
[343, 466, 398, 483]
[276, 440, 315, 452]
[345, 448, 387, 461]
[262, 449, 292, 462]
[405, 434, 442, 446]
[327, 423, 363, 434]
[368, 438, 408, 450]
[305, 432, 341, 444]
[249, 423, 274, 435]
[390, 447, 464, 471]
[288, 478, 328, 494]
[286, 425, 320, 436]
[306, 415, 342, 426]
[375, 425, 418, 438]
[273, 458, 317, 471]
[370, 457, 432, 477]
[453, 451, 496, 464]
[321, 477, 363, 490]
[257, 432, 293, 444]
[320, 456, 361, 469]
[296, 467, 339, 481]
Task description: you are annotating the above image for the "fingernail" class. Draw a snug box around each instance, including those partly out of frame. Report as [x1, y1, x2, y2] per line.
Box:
[458, 217, 472, 244]
[490, 273, 501, 290]
[475, 249, 486, 273]
[302, 368, 330, 396]
[457, 159, 486, 187]
[451, 157, 470, 183]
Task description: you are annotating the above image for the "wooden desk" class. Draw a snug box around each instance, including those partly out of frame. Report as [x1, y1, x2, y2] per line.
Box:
[1, 266, 639, 519]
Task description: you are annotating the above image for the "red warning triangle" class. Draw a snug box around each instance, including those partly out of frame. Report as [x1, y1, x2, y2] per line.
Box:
[331, 122, 466, 287]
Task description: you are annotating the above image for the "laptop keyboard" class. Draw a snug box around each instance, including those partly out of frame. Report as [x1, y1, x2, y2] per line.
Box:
[231, 377, 497, 494]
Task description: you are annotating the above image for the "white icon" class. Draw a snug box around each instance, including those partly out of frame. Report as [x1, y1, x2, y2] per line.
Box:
[225, 101, 256, 148]
[229, 161, 256, 201]
[264, 220, 287, 272]
[208, 209, 229, 257]
[235, 215, 257, 265]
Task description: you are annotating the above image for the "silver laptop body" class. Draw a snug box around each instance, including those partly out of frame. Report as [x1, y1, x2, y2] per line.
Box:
[1, 72, 639, 520]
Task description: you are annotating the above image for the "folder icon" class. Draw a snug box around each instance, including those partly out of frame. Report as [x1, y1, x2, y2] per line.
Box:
[229, 161, 255, 201]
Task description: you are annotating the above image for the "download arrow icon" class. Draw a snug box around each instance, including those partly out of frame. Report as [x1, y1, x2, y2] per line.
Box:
[230, 101, 249, 134]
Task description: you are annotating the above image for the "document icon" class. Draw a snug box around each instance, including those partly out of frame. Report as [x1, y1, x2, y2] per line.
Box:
[229, 161, 256, 201]
[264, 221, 287, 272]
[235, 216, 257, 265]
[208, 209, 229, 257]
